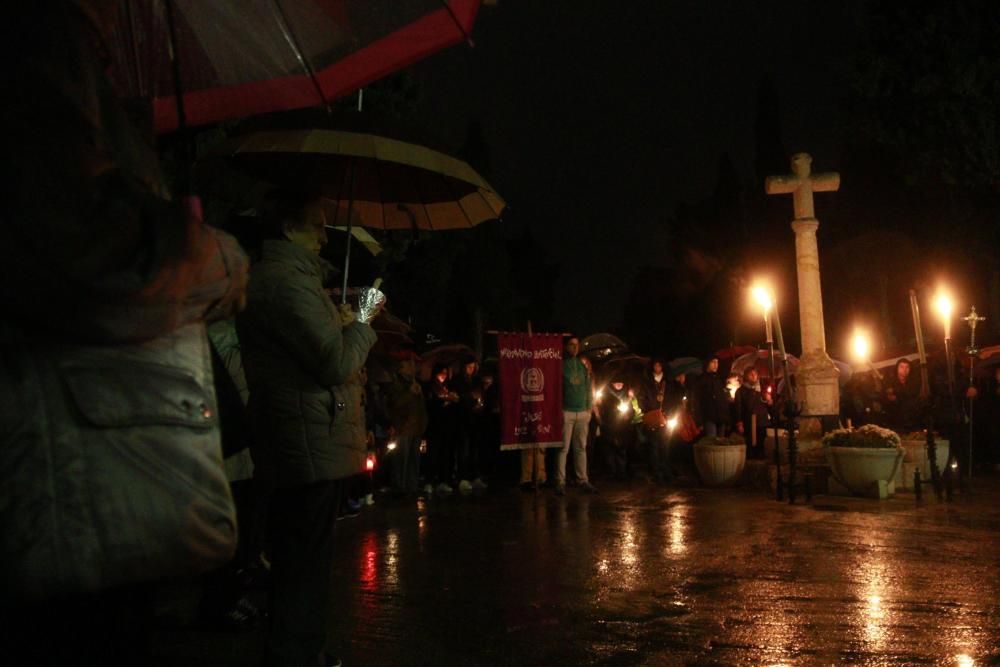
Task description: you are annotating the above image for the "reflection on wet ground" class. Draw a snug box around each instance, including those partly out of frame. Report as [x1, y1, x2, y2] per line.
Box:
[153, 476, 1000, 666]
[329, 480, 1000, 666]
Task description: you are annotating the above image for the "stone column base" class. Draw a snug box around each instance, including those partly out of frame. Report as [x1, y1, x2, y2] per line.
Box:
[797, 351, 840, 417]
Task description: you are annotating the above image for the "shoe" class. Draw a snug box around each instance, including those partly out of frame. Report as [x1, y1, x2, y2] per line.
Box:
[436, 482, 453, 496]
[363, 493, 375, 506]
[458, 479, 473, 495]
[423, 483, 434, 496]
[554, 484, 566, 496]
[471, 478, 488, 491]
[519, 481, 534, 492]
[579, 482, 599, 494]
[324, 655, 343, 667]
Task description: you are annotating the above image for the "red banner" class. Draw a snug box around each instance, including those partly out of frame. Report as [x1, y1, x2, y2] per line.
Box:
[498, 333, 564, 450]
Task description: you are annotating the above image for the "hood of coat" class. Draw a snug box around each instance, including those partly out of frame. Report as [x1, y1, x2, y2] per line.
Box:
[260, 239, 337, 281]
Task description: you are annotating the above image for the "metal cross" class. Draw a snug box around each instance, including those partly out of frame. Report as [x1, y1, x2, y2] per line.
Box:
[963, 306, 986, 355]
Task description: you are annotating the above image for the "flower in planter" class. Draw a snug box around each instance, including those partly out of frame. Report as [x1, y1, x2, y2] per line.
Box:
[695, 433, 746, 447]
[822, 424, 902, 450]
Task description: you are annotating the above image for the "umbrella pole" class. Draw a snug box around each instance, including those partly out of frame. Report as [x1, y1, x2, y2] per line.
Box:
[341, 159, 357, 305]
[163, 0, 193, 194]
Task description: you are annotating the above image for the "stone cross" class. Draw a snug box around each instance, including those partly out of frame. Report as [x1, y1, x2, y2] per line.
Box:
[764, 153, 840, 221]
[765, 153, 841, 421]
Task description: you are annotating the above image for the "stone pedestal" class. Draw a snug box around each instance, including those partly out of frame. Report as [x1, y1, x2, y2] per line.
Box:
[792, 218, 840, 417]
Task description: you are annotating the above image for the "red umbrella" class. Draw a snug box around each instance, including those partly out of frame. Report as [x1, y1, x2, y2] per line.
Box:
[714, 345, 756, 360]
[107, 0, 481, 134]
[731, 350, 800, 379]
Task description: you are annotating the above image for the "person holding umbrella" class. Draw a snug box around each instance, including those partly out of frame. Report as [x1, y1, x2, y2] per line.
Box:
[237, 189, 382, 667]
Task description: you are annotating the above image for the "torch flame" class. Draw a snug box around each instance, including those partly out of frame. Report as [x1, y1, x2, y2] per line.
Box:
[752, 285, 774, 312]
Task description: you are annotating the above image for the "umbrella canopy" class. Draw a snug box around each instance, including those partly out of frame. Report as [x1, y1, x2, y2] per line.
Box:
[830, 358, 853, 387]
[420, 343, 476, 369]
[580, 333, 628, 362]
[668, 356, 703, 377]
[107, 0, 481, 134]
[714, 345, 757, 361]
[205, 129, 506, 230]
[972, 344, 1000, 378]
[731, 350, 801, 379]
[595, 354, 650, 386]
[370, 309, 413, 355]
[330, 225, 381, 255]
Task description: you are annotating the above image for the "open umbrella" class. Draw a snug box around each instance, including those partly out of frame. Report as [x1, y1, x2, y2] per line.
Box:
[209, 129, 506, 230]
[714, 345, 756, 361]
[972, 344, 1000, 378]
[595, 354, 650, 386]
[370, 309, 413, 355]
[580, 333, 629, 361]
[421, 343, 476, 368]
[731, 350, 800, 379]
[107, 0, 482, 134]
[204, 128, 506, 298]
[668, 356, 703, 377]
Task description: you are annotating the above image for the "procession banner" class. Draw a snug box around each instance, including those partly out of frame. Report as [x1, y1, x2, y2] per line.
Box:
[498, 332, 563, 450]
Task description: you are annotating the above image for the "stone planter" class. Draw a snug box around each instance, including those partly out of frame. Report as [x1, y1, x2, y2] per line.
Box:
[825, 446, 904, 498]
[895, 438, 950, 490]
[693, 442, 746, 487]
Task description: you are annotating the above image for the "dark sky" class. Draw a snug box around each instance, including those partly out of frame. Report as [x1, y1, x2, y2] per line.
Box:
[405, 1, 866, 335]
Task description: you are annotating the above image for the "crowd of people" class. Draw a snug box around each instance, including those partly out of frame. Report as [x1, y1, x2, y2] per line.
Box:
[5, 6, 1000, 667]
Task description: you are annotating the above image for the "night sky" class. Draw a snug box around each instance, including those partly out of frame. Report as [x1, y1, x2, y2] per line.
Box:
[404, 1, 865, 336]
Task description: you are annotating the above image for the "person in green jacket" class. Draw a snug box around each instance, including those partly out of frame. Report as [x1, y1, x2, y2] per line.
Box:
[555, 336, 599, 495]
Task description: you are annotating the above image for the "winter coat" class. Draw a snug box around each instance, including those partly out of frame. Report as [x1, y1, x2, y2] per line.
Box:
[1, 3, 249, 602]
[331, 374, 368, 457]
[735, 384, 770, 429]
[237, 240, 376, 488]
[694, 372, 731, 425]
[385, 373, 430, 438]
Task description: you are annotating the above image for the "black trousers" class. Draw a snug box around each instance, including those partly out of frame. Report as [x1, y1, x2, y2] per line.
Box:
[267, 479, 344, 667]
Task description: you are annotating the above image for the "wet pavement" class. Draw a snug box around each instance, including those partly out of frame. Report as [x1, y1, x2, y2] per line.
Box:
[153, 473, 1000, 666]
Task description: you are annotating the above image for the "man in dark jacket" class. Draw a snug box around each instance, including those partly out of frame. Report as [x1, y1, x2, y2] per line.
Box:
[694, 357, 731, 436]
[883, 358, 921, 431]
[637, 360, 673, 483]
[238, 191, 378, 667]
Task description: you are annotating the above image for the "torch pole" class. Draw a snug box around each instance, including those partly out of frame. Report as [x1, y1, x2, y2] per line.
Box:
[763, 312, 783, 501]
[909, 289, 943, 499]
[964, 306, 986, 480]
